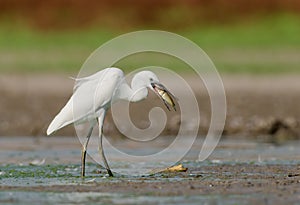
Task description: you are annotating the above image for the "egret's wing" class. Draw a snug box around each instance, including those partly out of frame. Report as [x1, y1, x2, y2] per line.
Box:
[72, 67, 122, 92]
[72, 69, 106, 92]
[47, 68, 124, 135]
[73, 68, 124, 120]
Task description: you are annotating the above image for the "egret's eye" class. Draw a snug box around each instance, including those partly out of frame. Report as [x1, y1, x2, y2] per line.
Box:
[150, 78, 154, 81]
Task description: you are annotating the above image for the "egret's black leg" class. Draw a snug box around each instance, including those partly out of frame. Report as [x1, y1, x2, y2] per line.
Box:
[81, 124, 94, 177]
[97, 110, 113, 177]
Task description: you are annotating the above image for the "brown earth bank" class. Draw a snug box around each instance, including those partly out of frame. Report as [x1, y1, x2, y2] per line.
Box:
[0, 74, 300, 143]
[1, 164, 300, 203]
[1, 0, 300, 30]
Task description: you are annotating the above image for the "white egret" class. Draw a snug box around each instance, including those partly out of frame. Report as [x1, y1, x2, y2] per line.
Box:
[47, 67, 177, 177]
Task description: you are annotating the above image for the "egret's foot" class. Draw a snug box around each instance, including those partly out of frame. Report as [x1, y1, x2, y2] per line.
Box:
[107, 169, 114, 177]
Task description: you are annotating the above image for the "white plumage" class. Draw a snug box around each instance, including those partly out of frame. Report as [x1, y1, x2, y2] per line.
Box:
[47, 68, 123, 135]
[47, 67, 177, 177]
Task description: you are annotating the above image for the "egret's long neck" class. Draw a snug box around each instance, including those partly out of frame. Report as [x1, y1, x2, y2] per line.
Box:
[118, 81, 148, 102]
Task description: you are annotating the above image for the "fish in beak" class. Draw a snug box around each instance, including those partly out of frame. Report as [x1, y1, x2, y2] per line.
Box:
[151, 82, 177, 111]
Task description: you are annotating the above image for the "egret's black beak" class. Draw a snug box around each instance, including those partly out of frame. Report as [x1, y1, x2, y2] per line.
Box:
[151, 82, 177, 111]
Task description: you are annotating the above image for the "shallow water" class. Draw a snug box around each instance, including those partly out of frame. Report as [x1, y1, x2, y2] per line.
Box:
[0, 136, 300, 204]
[1, 136, 300, 164]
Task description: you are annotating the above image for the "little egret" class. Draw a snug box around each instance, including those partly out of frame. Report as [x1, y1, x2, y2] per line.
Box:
[47, 67, 177, 177]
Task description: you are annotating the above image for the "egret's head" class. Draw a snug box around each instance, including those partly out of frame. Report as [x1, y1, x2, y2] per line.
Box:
[132, 71, 159, 88]
[132, 71, 177, 111]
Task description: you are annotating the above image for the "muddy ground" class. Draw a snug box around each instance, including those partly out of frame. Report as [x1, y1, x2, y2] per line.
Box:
[1, 164, 299, 204]
[0, 73, 300, 204]
[0, 136, 300, 204]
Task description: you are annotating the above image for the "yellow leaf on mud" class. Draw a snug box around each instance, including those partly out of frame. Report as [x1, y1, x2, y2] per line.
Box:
[150, 164, 188, 174]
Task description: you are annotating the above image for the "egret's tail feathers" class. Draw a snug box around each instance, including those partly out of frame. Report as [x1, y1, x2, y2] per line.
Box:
[47, 99, 74, 135]
[47, 115, 73, 135]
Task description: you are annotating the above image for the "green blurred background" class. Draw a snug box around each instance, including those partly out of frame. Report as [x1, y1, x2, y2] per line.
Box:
[0, 0, 300, 74]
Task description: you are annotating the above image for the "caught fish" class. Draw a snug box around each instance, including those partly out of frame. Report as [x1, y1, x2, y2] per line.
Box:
[151, 82, 177, 111]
